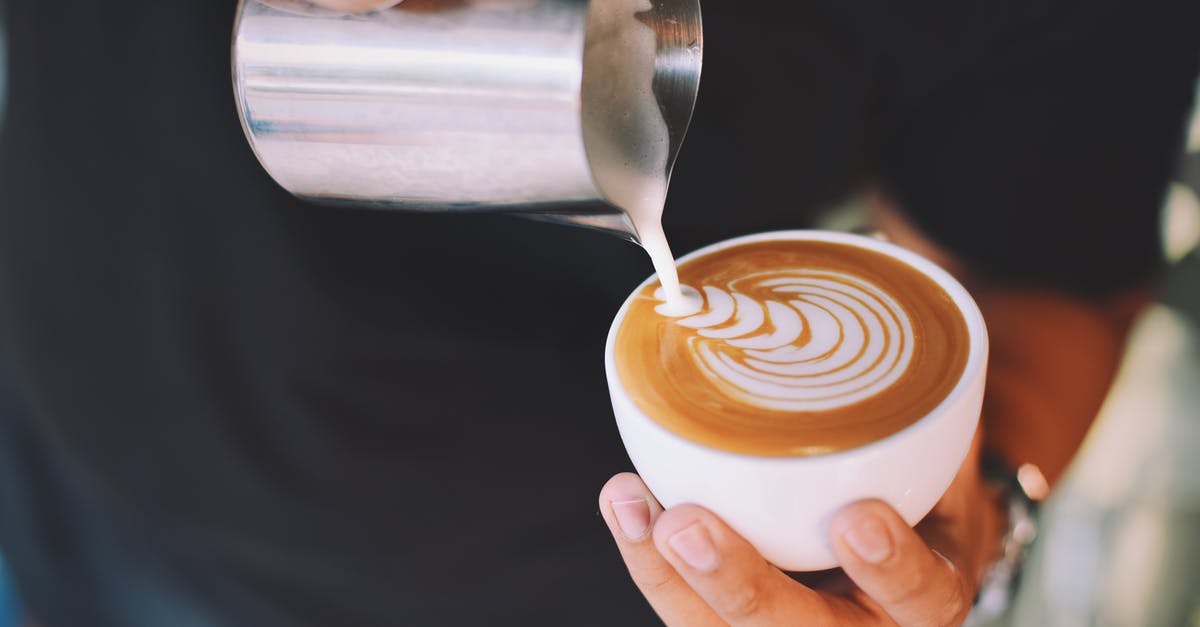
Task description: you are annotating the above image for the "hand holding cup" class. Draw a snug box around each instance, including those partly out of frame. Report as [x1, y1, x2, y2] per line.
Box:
[605, 231, 989, 570]
[600, 231, 997, 624]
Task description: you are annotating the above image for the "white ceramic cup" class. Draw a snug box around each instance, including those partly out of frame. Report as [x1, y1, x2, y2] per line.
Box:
[605, 230, 988, 571]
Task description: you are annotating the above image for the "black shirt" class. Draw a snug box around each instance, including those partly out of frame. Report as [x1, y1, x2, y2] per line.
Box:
[0, 1, 1196, 625]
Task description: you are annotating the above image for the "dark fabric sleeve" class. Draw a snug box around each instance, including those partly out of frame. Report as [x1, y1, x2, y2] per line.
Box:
[877, 0, 1200, 299]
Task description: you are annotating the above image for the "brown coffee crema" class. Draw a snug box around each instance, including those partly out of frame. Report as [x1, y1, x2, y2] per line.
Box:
[615, 239, 970, 457]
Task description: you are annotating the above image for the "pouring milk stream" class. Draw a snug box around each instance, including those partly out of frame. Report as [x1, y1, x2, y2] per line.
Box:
[580, 0, 691, 312]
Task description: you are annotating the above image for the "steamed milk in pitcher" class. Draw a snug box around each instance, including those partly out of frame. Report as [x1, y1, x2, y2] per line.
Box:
[581, 0, 693, 313]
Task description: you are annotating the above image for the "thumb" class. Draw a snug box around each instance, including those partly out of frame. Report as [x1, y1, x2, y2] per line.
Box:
[652, 504, 833, 626]
[829, 500, 973, 627]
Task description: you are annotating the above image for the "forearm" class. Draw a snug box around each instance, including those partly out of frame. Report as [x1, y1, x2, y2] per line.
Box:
[875, 200, 1147, 488]
[973, 286, 1147, 487]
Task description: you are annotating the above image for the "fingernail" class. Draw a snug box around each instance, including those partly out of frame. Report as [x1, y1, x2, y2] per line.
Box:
[842, 516, 893, 564]
[668, 523, 719, 573]
[611, 499, 651, 540]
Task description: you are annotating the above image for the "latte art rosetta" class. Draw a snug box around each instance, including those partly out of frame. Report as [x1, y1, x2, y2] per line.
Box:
[652, 271, 915, 411]
[614, 238, 970, 456]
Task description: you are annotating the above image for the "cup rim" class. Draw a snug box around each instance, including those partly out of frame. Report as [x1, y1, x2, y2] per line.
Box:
[605, 229, 989, 463]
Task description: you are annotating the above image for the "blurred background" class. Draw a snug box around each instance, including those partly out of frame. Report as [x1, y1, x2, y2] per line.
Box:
[814, 89, 1200, 625]
[998, 106, 1200, 626]
[0, 12, 20, 627]
[0, 7, 1198, 627]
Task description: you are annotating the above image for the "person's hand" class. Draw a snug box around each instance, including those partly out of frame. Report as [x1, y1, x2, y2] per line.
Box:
[598, 432, 1004, 626]
[308, 0, 405, 12]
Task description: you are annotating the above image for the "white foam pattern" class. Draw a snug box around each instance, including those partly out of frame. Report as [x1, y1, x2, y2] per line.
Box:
[653, 270, 915, 411]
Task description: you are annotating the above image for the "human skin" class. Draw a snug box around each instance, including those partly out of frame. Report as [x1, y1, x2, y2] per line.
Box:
[600, 433, 1001, 626]
[305, 0, 1127, 621]
[598, 198, 1136, 625]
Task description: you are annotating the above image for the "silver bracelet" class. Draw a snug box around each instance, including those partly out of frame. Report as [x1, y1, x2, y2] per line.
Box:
[965, 459, 1044, 625]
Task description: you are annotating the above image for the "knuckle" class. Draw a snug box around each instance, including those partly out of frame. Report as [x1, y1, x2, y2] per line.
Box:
[932, 555, 972, 626]
[722, 579, 768, 619]
[629, 564, 679, 596]
[911, 589, 967, 627]
[920, 552, 973, 627]
[878, 573, 926, 608]
[935, 582, 972, 627]
[929, 597, 971, 627]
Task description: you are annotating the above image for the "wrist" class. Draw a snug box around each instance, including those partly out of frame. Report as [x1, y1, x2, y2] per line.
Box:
[967, 455, 1042, 623]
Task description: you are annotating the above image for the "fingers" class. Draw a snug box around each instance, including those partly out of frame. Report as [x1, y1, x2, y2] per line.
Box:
[652, 505, 838, 627]
[599, 474, 724, 627]
[830, 500, 973, 627]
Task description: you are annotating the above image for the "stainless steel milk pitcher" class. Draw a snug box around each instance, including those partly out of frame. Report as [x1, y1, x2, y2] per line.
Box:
[232, 0, 703, 241]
